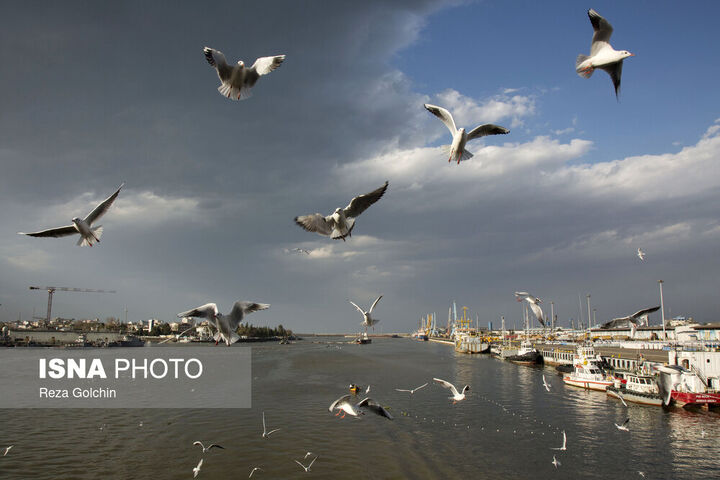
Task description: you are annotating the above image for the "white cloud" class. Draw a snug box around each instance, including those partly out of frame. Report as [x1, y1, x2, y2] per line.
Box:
[434, 88, 536, 128]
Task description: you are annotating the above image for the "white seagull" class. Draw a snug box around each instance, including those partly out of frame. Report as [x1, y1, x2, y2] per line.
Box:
[295, 181, 388, 241]
[18, 183, 124, 247]
[424, 103, 509, 164]
[576, 9, 634, 99]
[395, 383, 428, 395]
[615, 417, 630, 431]
[552, 455, 561, 468]
[3, 445, 13, 456]
[365, 385, 371, 394]
[637, 248, 646, 261]
[329, 394, 362, 419]
[515, 292, 545, 327]
[249, 467, 263, 478]
[262, 411, 281, 438]
[433, 378, 469, 403]
[203, 47, 285, 101]
[551, 430, 567, 451]
[542, 375, 551, 392]
[177, 301, 270, 346]
[193, 441, 225, 453]
[349, 295, 383, 330]
[294, 456, 317, 472]
[192, 458, 203, 478]
[601, 306, 660, 330]
[617, 390, 629, 407]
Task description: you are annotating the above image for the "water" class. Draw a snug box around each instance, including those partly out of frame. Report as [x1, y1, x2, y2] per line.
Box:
[1, 338, 719, 479]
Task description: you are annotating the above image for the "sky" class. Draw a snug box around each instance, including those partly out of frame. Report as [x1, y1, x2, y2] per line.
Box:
[1, 0, 719, 332]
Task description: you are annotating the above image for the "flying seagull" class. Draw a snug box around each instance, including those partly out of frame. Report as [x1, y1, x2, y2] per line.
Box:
[349, 295, 383, 330]
[18, 183, 124, 247]
[249, 467, 263, 478]
[552, 455, 561, 468]
[576, 9, 634, 99]
[616, 390, 629, 407]
[193, 441, 225, 453]
[424, 104, 509, 164]
[294, 181, 388, 241]
[515, 292, 545, 327]
[294, 456, 317, 472]
[433, 378, 469, 403]
[637, 248, 646, 261]
[329, 394, 362, 418]
[551, 431, 567, 451]
[192, 458, 203, 478]
[2, 445, 12, 456]
[203, 47, 285, 101]
[542, 375, 551, 392]
[600, 306, 660, 329]
[177, 301, 269, 346]
[262, 411, 281, 438]
[395, 382, 428, 395]
[615, 417, 630, 431]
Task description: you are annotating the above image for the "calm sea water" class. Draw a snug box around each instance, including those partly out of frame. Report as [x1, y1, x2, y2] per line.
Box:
[1, 338, 719, 479]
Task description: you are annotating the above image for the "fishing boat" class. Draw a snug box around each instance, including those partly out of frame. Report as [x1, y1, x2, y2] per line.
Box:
[563, 360, 614, 391]
[607, 373, 663, 406]
[657, 365, 720, 408]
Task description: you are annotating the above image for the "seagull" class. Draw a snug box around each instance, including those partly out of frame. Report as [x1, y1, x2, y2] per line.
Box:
[193, 441, 225, 453]
[552, 455, 561, 468]
[357, 397, 393, 420]
[192, 458, 203, 478]
[638, 472, 645, 478]
[3, 445, 13, 456]
[601, 306, 660, 330]
[542, 375, 551, 392]
[424, 104, 509, 164]
[616, 390, 629, 407]
[637, 248, 646, 261]
[329, 394, 362, 418]
[551, 431, 567, 451]
[203, 47, 285, 101]
[262, 411, 281, 438]
[395, 383, 428, 395]
[349, 295, 383, 330]
[177, 302, 270, 346]
[294, 181, 388, 241]
[433, 378, 469, 403]
[515, 292, 545, 327]
[249, 467, 263, 478]
[576, 9, 634, 99]
[294, 456, 317, 472]
[18, 183, 124, 247]
[615, 417, 630, 431]
[303, 452, 314, 459]
[365, 385, 371, 394]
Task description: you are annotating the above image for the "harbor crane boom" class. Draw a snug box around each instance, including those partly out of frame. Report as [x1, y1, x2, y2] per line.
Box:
[29, 286, 116, 323]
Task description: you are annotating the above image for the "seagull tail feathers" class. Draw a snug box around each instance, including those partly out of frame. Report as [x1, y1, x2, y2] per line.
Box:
[217, 82, 251, 101]
[575, 55, 593, 78]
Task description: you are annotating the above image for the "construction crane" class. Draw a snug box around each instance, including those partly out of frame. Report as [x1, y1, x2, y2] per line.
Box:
[29, 286, 116, 323]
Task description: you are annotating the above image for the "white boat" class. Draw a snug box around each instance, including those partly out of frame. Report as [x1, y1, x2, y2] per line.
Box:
[607, 373, 663, 406]
[454, 332, 488, 354]
[563, 364, 614, 391]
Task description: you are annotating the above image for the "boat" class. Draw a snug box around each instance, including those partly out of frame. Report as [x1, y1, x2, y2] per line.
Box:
[607, 373, 663, 406]
[355, 332, 372, 344]
[505, 340, 543, 365]
[563, 351, 614, 391]
[454, 332, 489, 354]
[657, 365, 720, 408]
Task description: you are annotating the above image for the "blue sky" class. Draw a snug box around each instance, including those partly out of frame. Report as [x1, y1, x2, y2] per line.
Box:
[1, 0, 719, 331]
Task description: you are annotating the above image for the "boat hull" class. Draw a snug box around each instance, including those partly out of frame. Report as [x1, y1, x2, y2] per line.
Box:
[671, 391, 720, 407]
[607, 386, 663, 406]
[563, 376, 613, 391]
[506, 351, 543, 365]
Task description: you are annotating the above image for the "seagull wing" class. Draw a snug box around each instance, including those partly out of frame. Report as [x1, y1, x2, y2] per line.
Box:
[294, 460, 306, 470]
[395, 389, 411, 393]
[601, 317, 631, 329]
[84, 183, 124, 225]
[308, 456, 317, 468]
[18, 225, 77, 238]
[414, 382, 428, 392]
[294, 213, 334, 236]
[343, 181, 389, 219]
[177, 303, 218, 319]
[250, 55, 286, 76]
[203, 47, 233, 82]
[368, 295, 383, 314]
[527, 302, 545, 326]
[208, 444, 225, 450]
[357, 397, 393, 419]
[193, 441, 204, 449]
[329, 394, 352, 412]
[424, 104, 457, 135]
[433, 378, 459, 396]
[598, 60, 623, 99]
[630, 306, 660, 319]
[467, 124, 510, 140]
[348, 300, 365, 315]
[588, 9, 614, 56]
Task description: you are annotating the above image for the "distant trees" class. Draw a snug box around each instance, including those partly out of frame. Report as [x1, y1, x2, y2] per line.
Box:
[236, 322, 292, 338]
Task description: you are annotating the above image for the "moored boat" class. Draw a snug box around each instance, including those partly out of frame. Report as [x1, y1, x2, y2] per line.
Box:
[506, 340, 543, 365]
[657, 365, 720, 408]
[563, 364, 614, 391]
[607, 373, 663, 406]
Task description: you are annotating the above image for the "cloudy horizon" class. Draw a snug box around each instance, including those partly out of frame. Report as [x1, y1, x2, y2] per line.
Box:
[1, 1, 719, 332]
